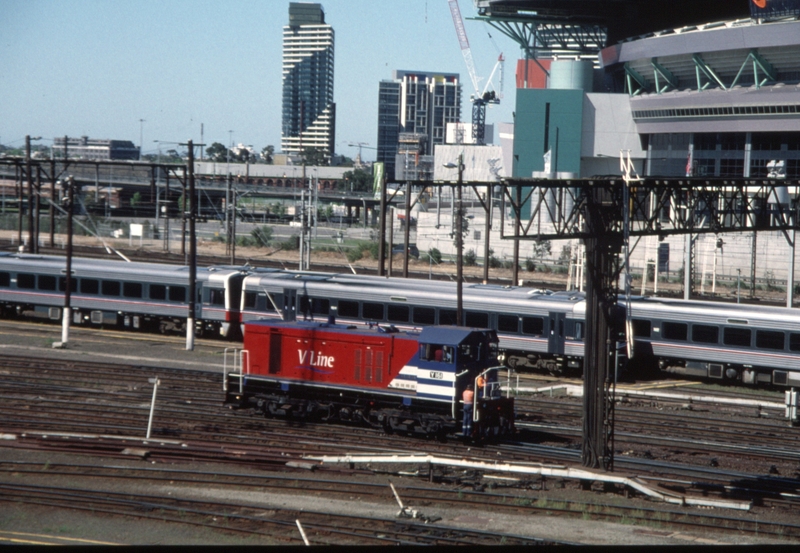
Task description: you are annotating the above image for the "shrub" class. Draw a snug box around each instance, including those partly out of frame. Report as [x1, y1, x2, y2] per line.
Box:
[250, 226, 273, 247]
[464, 249, 477, 266]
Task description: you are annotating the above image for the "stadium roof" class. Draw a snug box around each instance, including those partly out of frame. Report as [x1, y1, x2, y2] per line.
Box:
[474, 1, 751, 44]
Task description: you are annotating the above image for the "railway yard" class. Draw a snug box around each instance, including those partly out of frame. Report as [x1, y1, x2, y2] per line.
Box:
[1, 320, 799, 545]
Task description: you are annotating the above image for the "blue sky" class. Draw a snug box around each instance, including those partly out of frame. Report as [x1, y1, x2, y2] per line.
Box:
[0, 0, 517, 160]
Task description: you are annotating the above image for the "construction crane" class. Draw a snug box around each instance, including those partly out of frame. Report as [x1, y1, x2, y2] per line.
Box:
[448, 0, 502, 145]
[347, 142, 377, 167]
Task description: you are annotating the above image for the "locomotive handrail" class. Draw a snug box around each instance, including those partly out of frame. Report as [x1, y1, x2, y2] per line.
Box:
[222, 347, 249, 394]
[239, 348, 250, 395]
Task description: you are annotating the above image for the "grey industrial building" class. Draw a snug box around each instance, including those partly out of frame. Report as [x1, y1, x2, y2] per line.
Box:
[52, 136, 140, 161]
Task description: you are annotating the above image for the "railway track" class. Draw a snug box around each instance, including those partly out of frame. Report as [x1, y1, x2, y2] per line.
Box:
[1, 354, 800, 544]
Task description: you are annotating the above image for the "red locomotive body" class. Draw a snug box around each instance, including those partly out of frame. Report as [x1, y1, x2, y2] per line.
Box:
[225, 320, 515, 439]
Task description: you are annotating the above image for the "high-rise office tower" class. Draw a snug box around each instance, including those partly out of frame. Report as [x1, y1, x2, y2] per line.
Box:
[282, 2, 335, 160]
[377, 70, 462, 178]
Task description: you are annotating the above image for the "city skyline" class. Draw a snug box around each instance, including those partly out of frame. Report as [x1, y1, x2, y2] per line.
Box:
[0, 0, 514, 162]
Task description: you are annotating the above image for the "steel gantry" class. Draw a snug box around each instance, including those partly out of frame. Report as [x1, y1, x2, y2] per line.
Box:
[379, 174, 800, 470]
[503, 174, 800, 470]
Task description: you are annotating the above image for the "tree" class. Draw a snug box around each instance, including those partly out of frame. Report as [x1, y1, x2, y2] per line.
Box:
[342, 168, 372, 193]
[206, 142, 228, 162]
[261, 145, 275, 164]
[302, 146, 327, 167]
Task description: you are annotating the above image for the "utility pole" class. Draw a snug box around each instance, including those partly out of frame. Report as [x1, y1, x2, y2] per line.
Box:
[61, 176, 75, 346]
[25, 135, 33, 253]
[186, 140, 197, 351]
[456, 154, 464, 325]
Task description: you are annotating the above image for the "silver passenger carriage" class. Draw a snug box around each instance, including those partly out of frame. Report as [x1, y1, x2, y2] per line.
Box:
[0, 253, 246, 337]
[240, 270, 587, 374]
[629, 296, 800, 387]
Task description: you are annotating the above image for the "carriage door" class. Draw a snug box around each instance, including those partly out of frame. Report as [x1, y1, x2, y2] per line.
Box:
[283, 289, 297, 321]
[548, 312, 566, 355]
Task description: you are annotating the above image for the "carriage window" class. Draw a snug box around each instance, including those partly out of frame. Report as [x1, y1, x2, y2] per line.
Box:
[790, 333, 800, 352]
[440, 309, 458, 325]
[692, 324, 718, 344]
[80, 279, 99, 294]
[150, 284, 166, 300]
[38, 275, 57, 291]
[631, 319, 651, 338]
[413, 306, 435, 325]
[363, 302, 384, 320]
[58, 277, 77, 293]
[101, 280, 120, 296]
[244, 291, 258, 309]
[123, 282, 142, 298]
[0, 272, 9, 287]
[756, 330, 785, 351]
[662, 322, 687, 341]
[723, 327, 751, 347]
[521, 316, 544, 336]
[465, 311, 489, 328]
[311, 298, 330, 315]
[497, 314, 519, 333]
[209, 288, 225, 306]
[169, 286, 186, 302]
[338, 300, 359, 318]
[387, 304, 409, 323]
[17, 273, 35, 289]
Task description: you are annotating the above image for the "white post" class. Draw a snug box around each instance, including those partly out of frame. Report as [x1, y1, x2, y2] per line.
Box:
[295, 520, 310, 546]
[146, 377, 160, 439]
[186, 317, 194, 351]
[61, 307, 70, 344]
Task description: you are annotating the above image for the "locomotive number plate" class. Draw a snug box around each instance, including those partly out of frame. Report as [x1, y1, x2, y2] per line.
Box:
[429, 371, 444, 380]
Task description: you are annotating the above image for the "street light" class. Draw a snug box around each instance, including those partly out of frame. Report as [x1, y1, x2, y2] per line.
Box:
[139, 119, 145, 161]
[443, 153, 464, 326]
[59, 176, 76, 346]
[25, 135, 42, 252]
